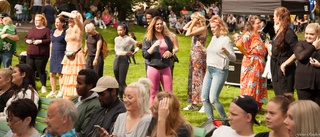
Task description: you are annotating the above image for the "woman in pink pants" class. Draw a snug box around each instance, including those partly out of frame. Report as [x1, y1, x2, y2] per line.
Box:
[142, 16, 174, 107]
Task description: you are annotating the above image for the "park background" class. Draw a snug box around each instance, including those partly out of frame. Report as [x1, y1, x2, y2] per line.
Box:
[6, 0, 307, 133]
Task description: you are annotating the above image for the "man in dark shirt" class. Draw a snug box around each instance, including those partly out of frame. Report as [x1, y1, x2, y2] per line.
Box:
[42, 0, 55, 29]
[81, 75, 126, 137]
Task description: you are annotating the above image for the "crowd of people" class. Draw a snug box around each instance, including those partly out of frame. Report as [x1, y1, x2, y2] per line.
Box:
[1, 0, 320, 137]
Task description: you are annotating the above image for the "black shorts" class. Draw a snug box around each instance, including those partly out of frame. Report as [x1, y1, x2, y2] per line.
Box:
[32, 6, 42, 14]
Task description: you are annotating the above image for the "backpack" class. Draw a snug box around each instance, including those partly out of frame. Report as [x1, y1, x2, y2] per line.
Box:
[101, 38, 108, 59]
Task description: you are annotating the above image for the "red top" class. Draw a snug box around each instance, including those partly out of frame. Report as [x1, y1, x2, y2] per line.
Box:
[24, 27, 51, 55]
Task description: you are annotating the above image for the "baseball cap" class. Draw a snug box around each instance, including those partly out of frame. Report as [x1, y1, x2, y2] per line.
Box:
[91, 76, 119, 92]
[232, 95, 260, 125]
[0, 12, 9, 18]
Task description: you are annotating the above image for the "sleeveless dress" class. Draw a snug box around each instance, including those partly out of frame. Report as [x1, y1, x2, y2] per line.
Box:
[188, 36, 207, 104]
[50, 28, 66, 73]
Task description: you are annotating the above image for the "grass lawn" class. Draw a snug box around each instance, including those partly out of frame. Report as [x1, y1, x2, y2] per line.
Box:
[12, 24, 305, 133]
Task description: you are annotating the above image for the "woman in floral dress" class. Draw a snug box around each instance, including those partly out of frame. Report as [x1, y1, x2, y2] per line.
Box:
[236, 15, 267, 110]
[183, 12, 207, 111]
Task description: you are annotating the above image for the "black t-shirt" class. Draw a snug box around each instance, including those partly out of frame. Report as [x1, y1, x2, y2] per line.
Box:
[262, 21, 275, 40]
[86, 33, 103, 56]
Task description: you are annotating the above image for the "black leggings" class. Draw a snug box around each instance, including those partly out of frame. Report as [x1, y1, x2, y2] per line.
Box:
[113, 56, 129, 99]
[27, 55, 49, 86]
[297, 89, 320, 106]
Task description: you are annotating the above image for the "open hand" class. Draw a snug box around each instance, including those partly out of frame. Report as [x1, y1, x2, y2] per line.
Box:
[158, 97, 170, 119]
[162, 51, 172, 59]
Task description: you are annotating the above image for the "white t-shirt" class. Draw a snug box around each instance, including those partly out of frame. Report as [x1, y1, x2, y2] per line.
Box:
[14, 4, 23, 14]
[212, 126, 255, 137]
[33, 0, 42, 6]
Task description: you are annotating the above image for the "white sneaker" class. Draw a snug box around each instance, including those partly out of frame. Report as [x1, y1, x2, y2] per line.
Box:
[198, 106, 205, 113]
[99, 26, 103, 29]
[19, 23, 21, 26]
[15, 23, 18, 26]
[183, 104, 199, 111]
[56, 92, 63, 98]
[46, 91, 56, 98]
[29, 20, 33, 23]
[41, 86, 47, 93]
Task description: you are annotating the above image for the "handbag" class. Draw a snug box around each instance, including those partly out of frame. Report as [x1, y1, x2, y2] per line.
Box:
[65, 48, 81, 60]
[172, 54, 179, 63]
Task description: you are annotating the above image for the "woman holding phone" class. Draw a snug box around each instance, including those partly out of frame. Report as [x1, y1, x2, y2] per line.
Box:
[294, 23, 320, 105]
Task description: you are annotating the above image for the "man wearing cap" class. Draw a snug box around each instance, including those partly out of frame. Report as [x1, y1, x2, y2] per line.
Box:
[81, 75, 126, 137]
[212, 95, 259, 137]
[0, 13, 19, 68]
[70, 69, 100, 136]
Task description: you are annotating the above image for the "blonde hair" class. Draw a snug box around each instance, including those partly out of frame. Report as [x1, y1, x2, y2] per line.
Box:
[289, 100, 320, 137]
[35, 14, 47, 27]
[85, 23, 95, 33]
[150, 92, 194, 137]
[210, 15, 229, 36]
[145, 16, 169, 41]
[2, 17, 12, 25]
[306, 23, 320, 36]
[126, 79, 152, 116]
[190, 12, 206, 27]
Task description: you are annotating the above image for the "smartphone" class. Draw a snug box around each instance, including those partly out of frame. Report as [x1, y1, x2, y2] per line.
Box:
[310, 57, 315, 62]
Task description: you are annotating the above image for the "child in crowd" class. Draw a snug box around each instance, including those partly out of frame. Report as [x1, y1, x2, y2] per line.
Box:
[94, 11, 106, 29]
[128, 31, 140, 64]
[175, 17, 186, 34]
[1, 17, 16, 36]
[14, 0, 23, 26]
[168, 11, 177, 30]
[22, 1, 29, 22]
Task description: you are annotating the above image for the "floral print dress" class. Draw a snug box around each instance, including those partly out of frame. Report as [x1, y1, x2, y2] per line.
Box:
[238, 32, 268, 107]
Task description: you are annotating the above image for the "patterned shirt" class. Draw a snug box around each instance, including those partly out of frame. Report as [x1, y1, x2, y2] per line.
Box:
[42, 129, 77, 137]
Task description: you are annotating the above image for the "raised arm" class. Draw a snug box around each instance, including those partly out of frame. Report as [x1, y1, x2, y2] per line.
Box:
[59, 11, 84, 30]
[185, 19, 206, 36]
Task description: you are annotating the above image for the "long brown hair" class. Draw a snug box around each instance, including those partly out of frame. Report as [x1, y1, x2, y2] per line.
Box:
[269, 93, 295, 115]
[274, 7, 291, 52]
[145, 16, 169, 41]
[150, 92, 194, 137]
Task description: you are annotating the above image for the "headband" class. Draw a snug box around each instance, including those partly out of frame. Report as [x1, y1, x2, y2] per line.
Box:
[211, 19, 221, 25]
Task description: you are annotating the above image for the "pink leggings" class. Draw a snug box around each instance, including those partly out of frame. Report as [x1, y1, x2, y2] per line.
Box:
[147, 66, 172, 106]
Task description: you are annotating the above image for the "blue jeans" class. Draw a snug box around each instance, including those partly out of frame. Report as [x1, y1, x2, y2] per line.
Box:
[0, 52, 13, 68]
[201, 66, 228, 119]
[310, 13, 316, 23]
